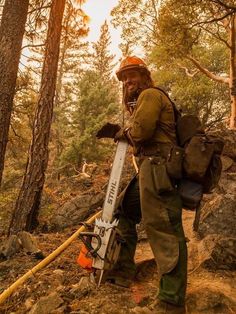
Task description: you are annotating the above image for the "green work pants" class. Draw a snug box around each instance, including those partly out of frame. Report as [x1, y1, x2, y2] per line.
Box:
[114, 158, 187, 306]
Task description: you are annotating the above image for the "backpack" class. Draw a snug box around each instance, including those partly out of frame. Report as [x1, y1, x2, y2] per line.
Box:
[176, 115, 224, 192]
[155, 87, 225, 210]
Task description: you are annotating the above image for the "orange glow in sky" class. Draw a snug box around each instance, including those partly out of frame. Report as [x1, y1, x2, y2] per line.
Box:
[82, 0, 122, 60]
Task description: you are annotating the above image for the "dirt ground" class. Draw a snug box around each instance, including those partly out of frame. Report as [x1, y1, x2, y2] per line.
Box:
[0, 211, 236, 314]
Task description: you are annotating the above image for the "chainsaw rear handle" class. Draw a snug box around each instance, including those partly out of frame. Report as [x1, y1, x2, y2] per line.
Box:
[79, 232, 103, 259]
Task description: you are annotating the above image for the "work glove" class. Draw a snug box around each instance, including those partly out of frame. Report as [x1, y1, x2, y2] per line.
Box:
[113, 128, 127, 142]
[96, 122, 121, 139]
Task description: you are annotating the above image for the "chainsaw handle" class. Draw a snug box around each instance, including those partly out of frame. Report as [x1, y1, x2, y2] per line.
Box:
[79, 232, 102, 258]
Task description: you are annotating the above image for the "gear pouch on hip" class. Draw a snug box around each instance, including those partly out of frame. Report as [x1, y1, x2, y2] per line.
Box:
[166, 145, 184, 180]
[150, 157, 174, 194]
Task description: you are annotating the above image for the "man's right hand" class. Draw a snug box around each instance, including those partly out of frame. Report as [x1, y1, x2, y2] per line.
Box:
[96, 123, 121, 139]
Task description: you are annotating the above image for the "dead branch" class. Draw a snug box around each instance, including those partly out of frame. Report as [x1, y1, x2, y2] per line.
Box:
[21, 43, 45, 50]
[211, 0, 236, 11]
[186, 55, 230, 84]
[177, 64, 200, 77]
[192, 11, 234, 26]
[199, 24, 230, 49]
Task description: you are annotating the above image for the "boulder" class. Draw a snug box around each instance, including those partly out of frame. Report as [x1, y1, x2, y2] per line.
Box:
[196, 235, 236, 270]
[0, 232, 44, 259]
[222, 129, 236, 160]
[210, 128, 236, 160]
[18, 231, 42, 255]
[0, 235, 21, 258]
[196, 169, 236, 270]
[49, 192, 105, 231]
[198, 194, 236, 239]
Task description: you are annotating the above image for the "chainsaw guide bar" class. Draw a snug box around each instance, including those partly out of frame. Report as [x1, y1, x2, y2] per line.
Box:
[79, 140, 128, 286]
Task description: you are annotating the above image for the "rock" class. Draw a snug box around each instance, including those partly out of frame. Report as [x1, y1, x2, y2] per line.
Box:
[135, 259, 156, 281]
[210, 127, 236, 160]
[221, 155, 234, 171]
[137, 221, 148, 241]
[53, 269, 64, 276]
[51, 269, 65, 286]
[218, 174, 236, 196]
[29, 292, 63, 314]
[196, 235, 236, 270]
[198, 194, 236, 238]
[50, 305, 69, 314]
[49, 192, 105, 230]
[0, 232, 44, 259]
[18, 231, 40, 254]
[130, 306, 152, 314]
[196, 178, 236, 270]
[77, 276, 95, 289]
[25, 298, 34, 310]
[222, 130, 236, 161]
[0, 235, 21, 258]
[69, 275, 96, 299]
[187, 283, 236, 314]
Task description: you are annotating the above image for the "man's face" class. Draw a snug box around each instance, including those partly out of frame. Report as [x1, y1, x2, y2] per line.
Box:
[122, 69, 142, 97]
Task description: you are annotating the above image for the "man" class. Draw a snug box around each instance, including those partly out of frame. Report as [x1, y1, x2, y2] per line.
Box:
[99, 56, 187, 314]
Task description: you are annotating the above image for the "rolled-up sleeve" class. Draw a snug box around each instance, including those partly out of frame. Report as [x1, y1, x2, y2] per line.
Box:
[130, 89, 163, 143]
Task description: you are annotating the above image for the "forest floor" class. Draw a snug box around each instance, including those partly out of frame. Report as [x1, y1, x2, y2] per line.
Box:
[0, 161, 236, 314]
[0, 210, 236, 314]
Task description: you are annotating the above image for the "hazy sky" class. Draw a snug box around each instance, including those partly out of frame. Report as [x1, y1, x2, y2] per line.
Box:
[83, 0, 122, 60]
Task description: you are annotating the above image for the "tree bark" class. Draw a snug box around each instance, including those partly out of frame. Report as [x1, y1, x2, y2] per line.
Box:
[9, 0, 66, 235]
[229, 13, 236, 129]
[0, 0, 29, 186]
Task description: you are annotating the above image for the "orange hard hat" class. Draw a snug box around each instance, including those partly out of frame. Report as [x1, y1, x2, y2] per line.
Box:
[116, 56, 151, 81]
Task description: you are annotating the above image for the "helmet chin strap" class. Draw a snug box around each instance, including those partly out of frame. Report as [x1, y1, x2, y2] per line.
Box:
[127, 100, 137, 113]
[123, 83, 147, 114]
[126, 87, 143, 112]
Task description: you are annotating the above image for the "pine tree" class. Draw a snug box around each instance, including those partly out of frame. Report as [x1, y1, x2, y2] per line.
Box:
[50, 1, 90, 179]
[92, 20, 116, 81]
[9, 0, 66, 234]
[60, 21, 120, 169]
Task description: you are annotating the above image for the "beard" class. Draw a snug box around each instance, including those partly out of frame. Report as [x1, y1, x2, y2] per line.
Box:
[123, 87, 142, 113]
[123, 73, 154, 112]
[125, 88, 141, 102]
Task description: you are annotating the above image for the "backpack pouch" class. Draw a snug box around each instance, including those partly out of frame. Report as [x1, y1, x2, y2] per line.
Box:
[166, 145, 184, 179]
[178, 179, 203, 210]
[207, 135, 224, 154]
[183, 135, 214, 182]
[176, 115, 203, 146]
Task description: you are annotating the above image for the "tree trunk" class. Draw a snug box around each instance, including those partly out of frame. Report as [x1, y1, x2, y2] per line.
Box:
[0, 0, 29, 186]
[9, 0, 66, 235]
[229, 13, 236, 129]
[52, 9, 70, 179]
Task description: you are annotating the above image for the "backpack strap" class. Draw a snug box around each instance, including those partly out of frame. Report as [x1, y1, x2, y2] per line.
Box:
[152, 87, 181, 145]
[153, 87, 181, 123]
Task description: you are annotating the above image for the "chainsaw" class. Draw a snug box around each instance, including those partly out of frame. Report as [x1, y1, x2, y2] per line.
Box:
[78, 138, 128, 286]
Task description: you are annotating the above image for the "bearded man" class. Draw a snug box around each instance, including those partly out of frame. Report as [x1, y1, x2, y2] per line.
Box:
[98, 56, 187, 314]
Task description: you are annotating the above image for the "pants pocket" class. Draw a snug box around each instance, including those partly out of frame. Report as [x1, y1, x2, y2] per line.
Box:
[150, 157, 174, 194]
